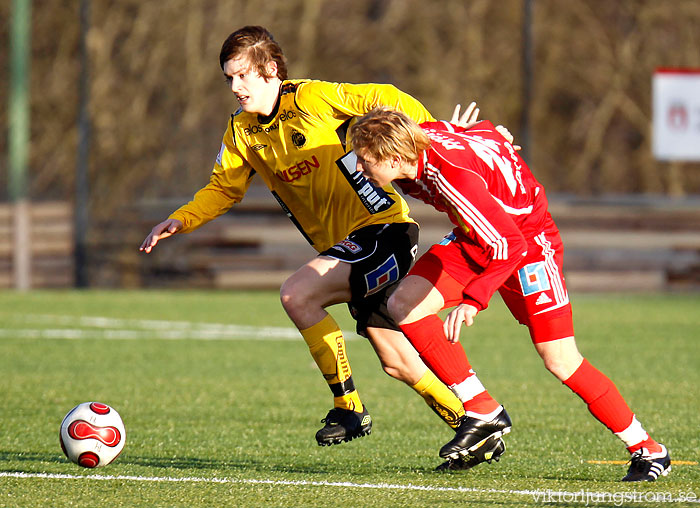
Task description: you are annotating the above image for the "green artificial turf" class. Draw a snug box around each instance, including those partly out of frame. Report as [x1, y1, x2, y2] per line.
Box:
[0, 290, 698, 507]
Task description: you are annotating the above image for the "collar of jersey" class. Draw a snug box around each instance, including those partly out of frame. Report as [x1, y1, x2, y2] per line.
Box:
[414, 151, 428, 180]
[257, 87, 283, 125]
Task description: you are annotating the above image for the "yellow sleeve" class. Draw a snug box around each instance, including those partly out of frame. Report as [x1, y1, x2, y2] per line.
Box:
[169, 124, 255, 233]
[297, 81, 435, 124]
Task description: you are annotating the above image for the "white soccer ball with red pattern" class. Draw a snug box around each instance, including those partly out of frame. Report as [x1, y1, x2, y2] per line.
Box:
[59, 402, 126, 468]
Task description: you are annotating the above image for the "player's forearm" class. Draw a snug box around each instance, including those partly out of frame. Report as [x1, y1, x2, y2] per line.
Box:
[169, 186, 237, 233]
[462, 257, 522, 311]
[461, 228, 527, 310]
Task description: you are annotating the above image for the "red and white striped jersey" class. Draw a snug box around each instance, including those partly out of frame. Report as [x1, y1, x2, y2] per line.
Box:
[395, 120, 554, 309]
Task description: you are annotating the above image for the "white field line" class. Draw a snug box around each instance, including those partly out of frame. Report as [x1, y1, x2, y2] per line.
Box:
[0, 314, 360, 341]
[1, 471, 697, 504]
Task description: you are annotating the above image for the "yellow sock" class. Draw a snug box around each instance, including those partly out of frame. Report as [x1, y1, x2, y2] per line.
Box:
[334, 391, 364, 412]
[300, 314, 363, 412]
[411, 369, 465, 429]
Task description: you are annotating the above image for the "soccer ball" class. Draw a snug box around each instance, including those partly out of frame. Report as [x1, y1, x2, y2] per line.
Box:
[59, 402, 126, 468]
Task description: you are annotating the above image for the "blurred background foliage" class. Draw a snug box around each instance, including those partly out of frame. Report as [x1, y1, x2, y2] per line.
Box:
[1, 0, 700, 221]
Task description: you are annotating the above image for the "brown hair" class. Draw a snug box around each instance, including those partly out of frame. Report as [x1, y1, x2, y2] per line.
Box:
[219, 26, 288, 80]
[351, 107, 431, 163]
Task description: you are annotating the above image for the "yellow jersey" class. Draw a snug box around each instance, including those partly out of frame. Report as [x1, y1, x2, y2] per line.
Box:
[169, 80, 435, 252]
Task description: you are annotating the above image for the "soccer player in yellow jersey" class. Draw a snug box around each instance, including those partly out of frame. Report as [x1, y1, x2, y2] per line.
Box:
[140, 25, 467, 449]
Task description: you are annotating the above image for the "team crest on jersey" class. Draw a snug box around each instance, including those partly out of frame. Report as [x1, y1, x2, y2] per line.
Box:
[518, 262, 551, 296]
[291, 130, 306, 148]
[365, 255, 400, 295]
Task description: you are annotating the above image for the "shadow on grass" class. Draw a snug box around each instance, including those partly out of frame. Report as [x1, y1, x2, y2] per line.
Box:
[0, 449, 358, 476]
[2, 450, 627, 482]
[124, 454, 389, 475]
[0, 450, 69, 465]
[126, 454, 267, 471]
[1, 449, 620, 480]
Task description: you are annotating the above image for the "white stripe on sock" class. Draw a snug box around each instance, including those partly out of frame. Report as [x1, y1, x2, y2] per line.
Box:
[615, 416, 649, 448]
[449, 372, 486, 403]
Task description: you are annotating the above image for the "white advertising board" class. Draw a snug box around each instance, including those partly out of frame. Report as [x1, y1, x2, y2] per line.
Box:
[652, 68, 700, 161]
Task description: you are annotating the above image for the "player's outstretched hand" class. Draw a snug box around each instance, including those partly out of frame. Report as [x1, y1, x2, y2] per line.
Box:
[451, 102, 522, 151]
[443, 303, 479, 343]
[139, 219, 183, 253]
[450, 102, 480, 128]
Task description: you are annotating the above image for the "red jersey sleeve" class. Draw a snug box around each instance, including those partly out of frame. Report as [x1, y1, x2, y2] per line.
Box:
[435, 164, 528, 310]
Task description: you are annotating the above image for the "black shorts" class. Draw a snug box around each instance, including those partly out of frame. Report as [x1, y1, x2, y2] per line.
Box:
[320, 222, 419, 337]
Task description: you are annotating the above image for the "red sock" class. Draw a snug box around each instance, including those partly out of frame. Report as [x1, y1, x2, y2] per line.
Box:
[563, 359, 635, 433]
[628, 437, 663, 455]
[400, 315, 500, 416]
[399, 315, 473, 386]
[464, 390, 502, 416]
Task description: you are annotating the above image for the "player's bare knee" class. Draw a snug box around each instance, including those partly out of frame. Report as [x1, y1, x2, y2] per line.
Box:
[535, 338, 582, 381]
[279, 280, 292, 308]
[380, 361, 413, 383]
[381, 363, 401, 380]
[541, 356, 563, 379]
[387, 291, 411, 324]
[541, 355, 578, 381]
[279, 277, 307, 313]
[375, 350, 421, 384]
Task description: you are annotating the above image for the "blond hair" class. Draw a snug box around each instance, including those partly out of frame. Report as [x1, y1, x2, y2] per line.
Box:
[351, 107, 430, 163]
